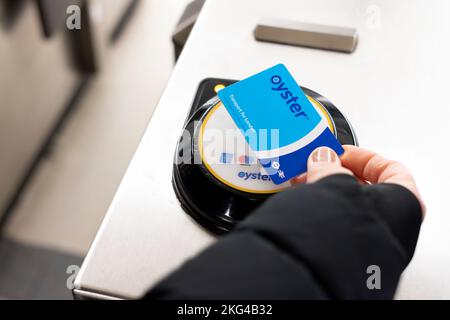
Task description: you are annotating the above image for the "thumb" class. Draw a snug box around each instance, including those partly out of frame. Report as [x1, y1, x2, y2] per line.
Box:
[307, 147, 353, 184]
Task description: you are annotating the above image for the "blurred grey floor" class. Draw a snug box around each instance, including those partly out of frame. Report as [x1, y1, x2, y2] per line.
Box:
[0, 239, 82, 300]
[1, 0, 190, 299]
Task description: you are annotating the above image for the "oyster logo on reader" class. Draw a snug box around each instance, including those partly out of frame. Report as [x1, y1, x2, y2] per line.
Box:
[238, 171, 271, 181]
[271, 75, 308, 119]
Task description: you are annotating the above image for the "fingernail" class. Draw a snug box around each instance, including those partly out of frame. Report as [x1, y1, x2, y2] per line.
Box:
[311, 147, 337, 163]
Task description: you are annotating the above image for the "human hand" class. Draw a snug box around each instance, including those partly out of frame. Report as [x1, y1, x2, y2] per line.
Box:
[291, 145, 425, 216]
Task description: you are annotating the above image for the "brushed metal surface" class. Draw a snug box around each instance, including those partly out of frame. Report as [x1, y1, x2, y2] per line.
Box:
[254, 18, 358, 53]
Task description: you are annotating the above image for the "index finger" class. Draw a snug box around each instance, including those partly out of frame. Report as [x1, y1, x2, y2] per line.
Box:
[340, 145, 425, 215]
[340, 145, 394, 183]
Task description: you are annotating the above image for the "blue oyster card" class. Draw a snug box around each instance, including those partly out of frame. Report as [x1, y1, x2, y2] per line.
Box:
[218, 64, 344, 184]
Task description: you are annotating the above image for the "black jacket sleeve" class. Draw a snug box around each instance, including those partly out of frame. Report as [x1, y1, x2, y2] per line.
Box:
[144, 174, 422, 299]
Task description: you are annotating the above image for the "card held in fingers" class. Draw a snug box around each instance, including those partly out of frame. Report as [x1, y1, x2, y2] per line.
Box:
[218, 64, 344, 184]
